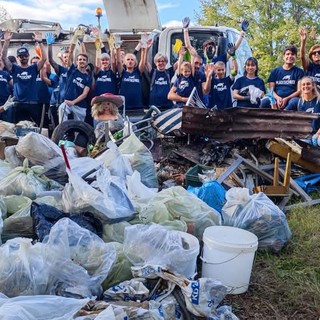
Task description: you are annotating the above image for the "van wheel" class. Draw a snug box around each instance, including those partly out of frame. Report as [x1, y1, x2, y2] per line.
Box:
[51, 120, 96, 148]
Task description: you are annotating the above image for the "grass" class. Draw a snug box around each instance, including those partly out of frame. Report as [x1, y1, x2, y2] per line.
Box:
[223, 203, 320, 319]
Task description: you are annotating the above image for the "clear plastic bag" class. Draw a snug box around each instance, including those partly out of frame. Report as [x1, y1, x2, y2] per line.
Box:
[62, 167, 135, 222]
[119, 133, 159, 189]
[0, 294, 89, 320]
[0, 159, 62, 199]
[15, 132, 66, 184]
[222, 188, 292, 253]
[0, 159, 13, 180]
[123, 224, 199, 277]
[139, 186, 221, 239]
[96, 141, 133, 182]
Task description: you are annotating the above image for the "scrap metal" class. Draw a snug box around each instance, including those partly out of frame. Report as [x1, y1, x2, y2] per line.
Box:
[182, 106, 319, 142]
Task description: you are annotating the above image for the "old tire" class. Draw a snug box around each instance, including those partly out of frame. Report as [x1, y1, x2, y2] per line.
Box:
[51, 120, 96, 148]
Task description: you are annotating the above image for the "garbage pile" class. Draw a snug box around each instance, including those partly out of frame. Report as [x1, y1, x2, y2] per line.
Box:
[0, 127, 294, 319]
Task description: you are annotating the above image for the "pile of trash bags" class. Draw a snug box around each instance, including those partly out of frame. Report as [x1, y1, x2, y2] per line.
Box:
[0, 129, 293, 319]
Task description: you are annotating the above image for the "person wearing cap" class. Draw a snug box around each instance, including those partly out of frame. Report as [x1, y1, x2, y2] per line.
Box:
[1, 30, 47, 125]
[300, 27, 320, 92]
[57, 28, 92, 123]
[260, 45, 304, 110]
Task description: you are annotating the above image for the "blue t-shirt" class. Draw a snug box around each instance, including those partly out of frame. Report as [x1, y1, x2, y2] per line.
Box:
[64, 64, 92, 108]
[208, 76, 234, 109]
[35, 74, 51, 104]
[56, 65, 68, 104]
[194, 70, 206, 103]
[173, 75, 195, 107]
[12, 64, 39, 103]
[298, 97, 320, 133]
[94, 69, 118, 96]
[0, 70, 12, 104]
[268, 66, 304, 98]
[119, 68, 143, 110]
[306, 62, 320, 92]
[149, 69, 173, 108]
[233, 76, 266, 108]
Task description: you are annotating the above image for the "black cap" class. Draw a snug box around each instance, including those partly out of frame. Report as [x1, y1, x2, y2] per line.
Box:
[17, 47, 29, 56]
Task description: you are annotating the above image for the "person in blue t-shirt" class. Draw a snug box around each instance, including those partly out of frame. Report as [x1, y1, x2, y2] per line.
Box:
[233, 57, 266, 108]
[300, 27, 320, 93]
[94, 52, 117, 97]
[0, 49, 13, 122]
[260, 45, 304, 110]
[58, 29, 92, 123]
[2, 30, 47, 125]
[203, 59, 238, 109]
[167, 45, 197, 107]
[116, 34, 148, 114]
[147, 52, 174, 110]
[297, 77, 320, 132]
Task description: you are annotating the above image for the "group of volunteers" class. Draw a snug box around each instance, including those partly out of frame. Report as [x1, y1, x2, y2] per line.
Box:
[0, 18, 320, 137]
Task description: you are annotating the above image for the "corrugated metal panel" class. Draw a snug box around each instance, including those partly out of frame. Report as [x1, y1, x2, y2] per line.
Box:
[181, 107, 318, 142]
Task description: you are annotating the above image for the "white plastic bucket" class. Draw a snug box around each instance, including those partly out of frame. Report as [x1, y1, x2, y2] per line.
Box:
[201, 226, 258, 294]
[175, 231, 200, 279]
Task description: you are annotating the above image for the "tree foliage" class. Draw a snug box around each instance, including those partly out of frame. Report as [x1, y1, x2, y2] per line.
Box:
[196, 0, 320, 81]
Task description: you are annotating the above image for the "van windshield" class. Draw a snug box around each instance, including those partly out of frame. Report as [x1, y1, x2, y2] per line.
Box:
[170, 30, 224, 64]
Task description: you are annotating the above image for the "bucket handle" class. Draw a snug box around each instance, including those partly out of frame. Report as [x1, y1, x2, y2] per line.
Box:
[200, 249, 245, 265]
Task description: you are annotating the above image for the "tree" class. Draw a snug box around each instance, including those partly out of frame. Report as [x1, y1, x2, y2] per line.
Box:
[197, 0, 320, 81]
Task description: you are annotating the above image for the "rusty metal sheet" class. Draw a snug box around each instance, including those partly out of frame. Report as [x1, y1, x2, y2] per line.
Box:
[181, 106, 318, 142]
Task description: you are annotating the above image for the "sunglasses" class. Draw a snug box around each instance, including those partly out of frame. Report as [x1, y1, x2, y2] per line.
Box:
[311, 50, 320, 56]
[18, 55, 28, 58]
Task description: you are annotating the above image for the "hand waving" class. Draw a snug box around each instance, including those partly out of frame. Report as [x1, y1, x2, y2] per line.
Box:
[227, 43, 236, 56]
[33, 31, 43, 43]
[182, 17, 190, 29]
[241, 19, 249, 32]
[45, 32, 55, 45]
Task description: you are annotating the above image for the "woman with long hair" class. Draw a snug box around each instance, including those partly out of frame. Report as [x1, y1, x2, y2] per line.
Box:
[232, 57, 266, 108]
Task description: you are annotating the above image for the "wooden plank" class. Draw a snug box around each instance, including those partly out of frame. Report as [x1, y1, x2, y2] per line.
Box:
[283, 199, 320, 212]
[266, 140, 320, 173]
[279, 168, 312, 202]
[216, 157, 243, 184]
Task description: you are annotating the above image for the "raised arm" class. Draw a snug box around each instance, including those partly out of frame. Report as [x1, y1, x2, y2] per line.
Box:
[299, 27, 309, 71]
[2, 31, 13, 73]
[182, 17, 198, 57]
[114, 34, 123, 75]
[45, 32, 60, 74]
[203, 63, 215, 95]
[228, 19, 249, 60]
[33, 32, 47, 72]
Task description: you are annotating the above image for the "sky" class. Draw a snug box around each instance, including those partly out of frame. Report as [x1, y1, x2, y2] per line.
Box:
[0, 0, 202, 31]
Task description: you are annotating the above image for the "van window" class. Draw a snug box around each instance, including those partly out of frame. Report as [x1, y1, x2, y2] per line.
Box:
[169, 30, 224, 65]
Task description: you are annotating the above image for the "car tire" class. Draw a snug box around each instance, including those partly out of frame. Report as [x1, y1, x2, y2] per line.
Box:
[51, 120, 96, 148]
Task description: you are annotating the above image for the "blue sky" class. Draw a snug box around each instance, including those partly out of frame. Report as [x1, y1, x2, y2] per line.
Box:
[0, 0, 202, 30]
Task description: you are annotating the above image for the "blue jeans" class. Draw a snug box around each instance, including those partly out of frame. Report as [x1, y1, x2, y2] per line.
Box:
[260, 97, 299, 110]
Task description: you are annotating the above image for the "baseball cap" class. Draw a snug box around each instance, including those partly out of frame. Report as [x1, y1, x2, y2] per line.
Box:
[17, 47, 29, 57]
[91, 93, 123, 107]
[203, 40, 216, 48]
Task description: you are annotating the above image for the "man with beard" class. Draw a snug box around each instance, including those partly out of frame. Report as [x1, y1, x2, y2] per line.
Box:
[1, 30, 46, 125]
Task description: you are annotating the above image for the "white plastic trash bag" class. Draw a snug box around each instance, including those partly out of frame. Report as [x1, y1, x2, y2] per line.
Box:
[123, 224, 199, 278]
[15, 132, 66, 182]
[222, 187, 292, 253]
[0, 159, 61, 199]
[0, 294, 89, 320]
[119, 133, 159, 189]
[62, 167, 135, 222]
